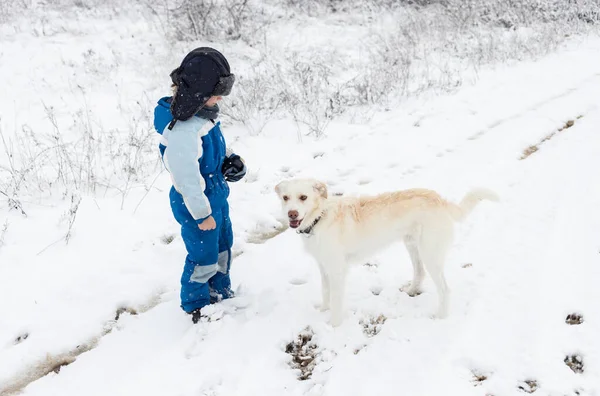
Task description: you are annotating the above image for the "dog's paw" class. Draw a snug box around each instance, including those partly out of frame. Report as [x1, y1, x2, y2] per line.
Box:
[315, 302, 330, 312]
[289, 278, 307, 286]
[432, 308, 449, 320]
[400, 283, 422, 297]
[329, 313, 344, 327]
[406, 288, 422, 297]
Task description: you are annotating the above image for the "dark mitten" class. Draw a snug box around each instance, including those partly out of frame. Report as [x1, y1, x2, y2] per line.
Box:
[222, 154, 247, 182]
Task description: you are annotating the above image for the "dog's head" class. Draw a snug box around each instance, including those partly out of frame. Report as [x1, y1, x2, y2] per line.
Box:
[274, 178, 328, 229]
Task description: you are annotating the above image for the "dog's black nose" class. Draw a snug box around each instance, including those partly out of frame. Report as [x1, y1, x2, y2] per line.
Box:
[288, 210, 299, 220]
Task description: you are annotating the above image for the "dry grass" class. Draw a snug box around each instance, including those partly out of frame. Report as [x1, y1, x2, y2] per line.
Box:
[114, 306, 138, 321]
[285, 327, 319, 381]
[518, 379, 539, 393]
[160, 234, 176, 245]
[471, 370, 488, 386]
[565, 354, 584, 374]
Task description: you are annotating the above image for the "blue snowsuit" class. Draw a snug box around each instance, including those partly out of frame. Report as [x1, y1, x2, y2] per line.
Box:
[154, 97, 234, 313]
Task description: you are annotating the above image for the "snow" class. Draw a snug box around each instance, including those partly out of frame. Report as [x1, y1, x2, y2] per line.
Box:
[2, 4, 600, 396]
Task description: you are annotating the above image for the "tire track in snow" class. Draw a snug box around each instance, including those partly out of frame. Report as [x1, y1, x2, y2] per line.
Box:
[0, 294, 163, 396]
[431, 112, 600, 394]
[465, 73, 599, 142]
[519, 117, 581, 160]
[387, 73, 600, 186]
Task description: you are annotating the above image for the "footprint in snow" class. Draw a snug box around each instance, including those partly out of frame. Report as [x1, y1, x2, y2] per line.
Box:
[160, 234, 176, 244]
[470, 370, 489, 387]
[403, 165, 422, 175]
[565, 313, 584, 325]
[565, 354, 584, 374]
[518, 379, 539, 394]
[467, 130, 486, 140]
[359, 314, 387, 337]
[14, 332, 29, 345]
[370, 285, 383, 296]
[285, 327, 320, 381]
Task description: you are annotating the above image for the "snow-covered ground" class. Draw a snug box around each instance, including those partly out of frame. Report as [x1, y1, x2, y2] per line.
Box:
[1, 3, 600, 396]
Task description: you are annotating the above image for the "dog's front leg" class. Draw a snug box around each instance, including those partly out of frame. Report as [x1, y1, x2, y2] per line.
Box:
[316, 262, 330, 312]
[328, 261, 348, 327]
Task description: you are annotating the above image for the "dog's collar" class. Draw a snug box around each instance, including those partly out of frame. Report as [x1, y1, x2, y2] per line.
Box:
[297, 214, 323, 236]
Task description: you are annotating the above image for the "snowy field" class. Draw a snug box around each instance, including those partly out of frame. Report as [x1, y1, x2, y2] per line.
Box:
[1, 1, 600, 395]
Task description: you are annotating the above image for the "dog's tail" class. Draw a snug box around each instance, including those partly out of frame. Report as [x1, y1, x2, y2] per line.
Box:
[447, 188, 499, 222]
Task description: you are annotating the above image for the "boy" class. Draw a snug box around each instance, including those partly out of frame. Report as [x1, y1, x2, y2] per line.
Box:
[153, 47, 246, 324]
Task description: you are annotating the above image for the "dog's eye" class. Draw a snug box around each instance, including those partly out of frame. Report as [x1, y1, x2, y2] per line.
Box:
[283, 195, 289, 201]
[299, 195, 308, 201]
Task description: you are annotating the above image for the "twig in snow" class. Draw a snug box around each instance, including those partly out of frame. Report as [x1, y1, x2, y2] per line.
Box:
[36, 236, 64, 256]
[0, 219, 8, 248]
[64, 193, 82, 244]
[0, 190, 27, 217]
[36, 193, 82, 255]
[133, 168, 165, 214]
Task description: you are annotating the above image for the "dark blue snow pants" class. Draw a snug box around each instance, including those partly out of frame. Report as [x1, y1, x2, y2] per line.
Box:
[170, 187, 234, 313]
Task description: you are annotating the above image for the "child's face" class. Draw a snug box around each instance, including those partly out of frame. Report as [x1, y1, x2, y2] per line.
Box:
[205, 96, 223, 107]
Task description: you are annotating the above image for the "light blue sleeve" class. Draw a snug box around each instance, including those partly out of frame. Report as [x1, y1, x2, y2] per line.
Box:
[163, 118, 212, 222]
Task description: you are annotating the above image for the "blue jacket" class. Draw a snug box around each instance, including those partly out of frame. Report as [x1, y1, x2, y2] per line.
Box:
[154, 97, 231, 223]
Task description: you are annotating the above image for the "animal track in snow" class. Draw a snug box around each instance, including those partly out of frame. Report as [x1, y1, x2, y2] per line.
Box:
[285, 327, 320, 381]
[565, 313, 584, 325]
[14, 332, 29, 345]
[289, 278, 308, 286]
[359, 314, 387, 337]
[565, 354, 584, 374]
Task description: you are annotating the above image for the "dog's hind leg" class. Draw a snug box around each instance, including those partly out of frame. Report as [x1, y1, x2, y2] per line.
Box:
[419, 219, 454, 318]
[402, 233, 425, 297]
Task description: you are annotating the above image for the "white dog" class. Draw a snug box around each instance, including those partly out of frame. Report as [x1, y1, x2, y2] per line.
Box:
[275, 178, 498, 326]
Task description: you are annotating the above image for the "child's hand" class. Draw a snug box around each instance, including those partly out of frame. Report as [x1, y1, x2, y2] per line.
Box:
[198, 216, 217, 231]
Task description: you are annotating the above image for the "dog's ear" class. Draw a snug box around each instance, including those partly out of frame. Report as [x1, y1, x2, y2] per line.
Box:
[313, 181, 328, 199]
[274, 181, 286, 196]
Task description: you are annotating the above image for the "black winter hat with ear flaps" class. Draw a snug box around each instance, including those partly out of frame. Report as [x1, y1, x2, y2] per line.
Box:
[168, 47, 235, 126]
